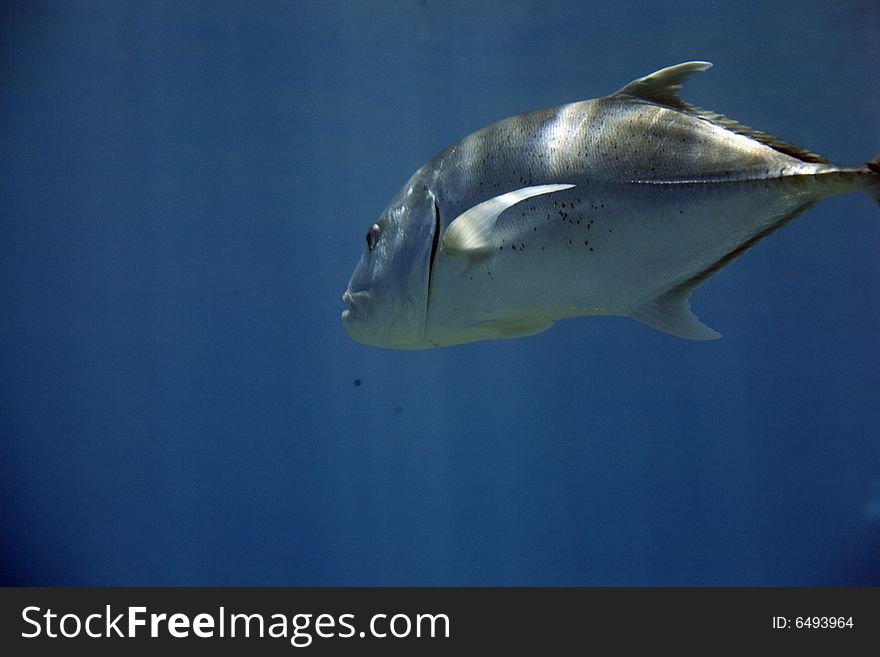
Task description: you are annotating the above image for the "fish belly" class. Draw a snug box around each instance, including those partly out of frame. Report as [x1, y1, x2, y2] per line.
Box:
[430, 177, 824, 330]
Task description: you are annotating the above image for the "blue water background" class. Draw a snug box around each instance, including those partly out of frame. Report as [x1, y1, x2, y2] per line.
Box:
[2, 0, 879, 585]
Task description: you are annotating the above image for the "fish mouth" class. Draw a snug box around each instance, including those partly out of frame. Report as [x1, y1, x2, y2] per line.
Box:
[341, 289, 370, 321]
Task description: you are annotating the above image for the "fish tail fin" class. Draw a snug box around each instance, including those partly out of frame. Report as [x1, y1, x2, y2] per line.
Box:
[866, 156, 880, 206]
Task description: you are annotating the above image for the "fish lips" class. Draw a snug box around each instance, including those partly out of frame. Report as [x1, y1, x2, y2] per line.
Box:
[341, 289, 370, 323]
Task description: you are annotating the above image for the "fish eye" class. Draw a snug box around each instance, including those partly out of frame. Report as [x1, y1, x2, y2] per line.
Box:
[365, 223, 381, 251]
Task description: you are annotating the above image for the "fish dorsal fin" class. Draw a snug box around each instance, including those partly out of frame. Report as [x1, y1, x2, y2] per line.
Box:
[442, 184, 575, 256]
[615, 61, 713, 106]
[615, 61, 828, 164]
[631, 282, 721, 341]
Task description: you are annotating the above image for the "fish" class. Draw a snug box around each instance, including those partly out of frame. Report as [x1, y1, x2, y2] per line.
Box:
[341, 61, 879, 349]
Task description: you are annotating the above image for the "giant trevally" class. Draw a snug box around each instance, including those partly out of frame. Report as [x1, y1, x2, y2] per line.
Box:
[341, 61, 879, 349]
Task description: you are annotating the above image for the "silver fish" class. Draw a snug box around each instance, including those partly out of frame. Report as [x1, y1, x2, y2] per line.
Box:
[342, 61, 879, 349]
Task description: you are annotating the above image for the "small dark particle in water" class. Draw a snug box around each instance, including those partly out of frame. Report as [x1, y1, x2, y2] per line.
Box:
[353, 378, 362, 387]
[394, 405, 403, 414]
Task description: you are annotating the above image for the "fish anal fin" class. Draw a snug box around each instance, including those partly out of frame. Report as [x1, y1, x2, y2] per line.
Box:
[631, 284, 721, 341]
[442, 184, 574, 256]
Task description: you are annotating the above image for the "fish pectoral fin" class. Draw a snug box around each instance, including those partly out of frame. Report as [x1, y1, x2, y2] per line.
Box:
[442, 184, 575, 256]
[615, 61, 712, 106]
[631, 285, 721, 341]
[476, 318, 554, 340]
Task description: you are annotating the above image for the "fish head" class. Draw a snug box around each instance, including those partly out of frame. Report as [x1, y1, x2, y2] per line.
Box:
[342, 171, 439, 349]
